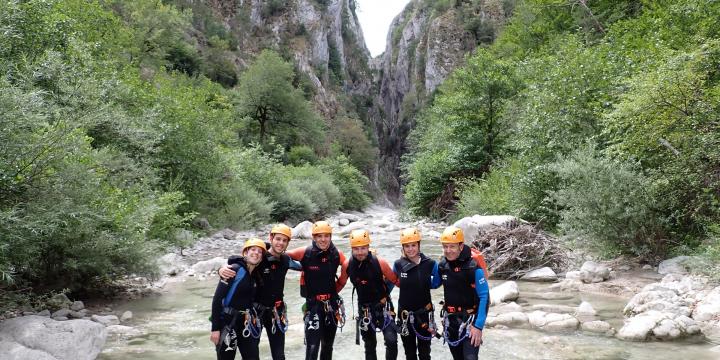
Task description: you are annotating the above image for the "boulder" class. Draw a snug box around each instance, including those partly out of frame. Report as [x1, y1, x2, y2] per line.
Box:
[51, 309, 71, 319]
[580, 261, 611, 283]
[527, 311, 579, 332]
[47, 294, 71, 310]
[338, 218, 350, 226]
[293, 221, 314, 239]
[486, 312, 529, 328]
[658, 256, 693, 275]
[617, 310, 700, 341]
[576, 302, 597, 317]
[452, 215, 517, 243]
[623, 288, 692, 317]
[157, 253, 185, 276]
[490, 281, 519, 305]
[191, 257, 227, 274]
[490, 302, 523, 314]
[337, 222, 366, 236]
[692, 286, 720, 322]
[565, 271, 582, 281]
[581, 321, 615, 335]
[337, 212, 361, 223]
[374, 219, 392, 228]
[0, 315, 106, 360]
[520, 267, 558, 282]
[91, 315, 120, 326]
[120, 311, 133, 322]
[37, 310, 50, 317]
[69, 301, 84, 311]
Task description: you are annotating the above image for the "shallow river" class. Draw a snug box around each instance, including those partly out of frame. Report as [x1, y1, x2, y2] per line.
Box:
[99, 210, 718, 359]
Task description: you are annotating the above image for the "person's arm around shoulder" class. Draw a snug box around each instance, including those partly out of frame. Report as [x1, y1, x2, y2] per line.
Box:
[335, 251, 349, 292]
[430, 260, 442, 289]
[379, 258, 399, 287]
[218, 255, 242, 280]
[286, 246, 305, 261]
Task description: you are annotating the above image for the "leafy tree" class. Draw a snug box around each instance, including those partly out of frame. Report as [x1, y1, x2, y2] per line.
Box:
[234, 50, 325, 148]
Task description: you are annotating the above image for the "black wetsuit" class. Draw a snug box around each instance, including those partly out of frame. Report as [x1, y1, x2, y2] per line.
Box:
[348, 254, 397, 360]
[393, 254, 440, 360]
[300, 242, 343, 360]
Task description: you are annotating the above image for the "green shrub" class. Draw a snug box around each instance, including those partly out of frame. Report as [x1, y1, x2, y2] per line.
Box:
[320, 156, 371, 210]
[202, 179, 273, 229]
[455, 160, 523, 219]
[288, 145, 318, 165]
[287, 166, 342, 217]
[549, 146, 666, 258]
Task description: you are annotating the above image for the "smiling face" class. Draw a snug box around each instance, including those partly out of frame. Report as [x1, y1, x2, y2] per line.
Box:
[269, 233, 290, 255]
[244, 246, 264, 265]
[442, 243, 463, 261]
[351, 245, 369, 261]
[313, 232, 332, 251]
[402, 242, 420, 259]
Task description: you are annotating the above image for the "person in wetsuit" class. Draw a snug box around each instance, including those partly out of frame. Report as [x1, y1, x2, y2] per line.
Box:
[341, 229, 399, 360]
[285, 221, 348, 360]
[210, 238, 266, 360]
[219, 224, 301, 360]
[437, 226, 489, 360]
[393, 228, 442, 360]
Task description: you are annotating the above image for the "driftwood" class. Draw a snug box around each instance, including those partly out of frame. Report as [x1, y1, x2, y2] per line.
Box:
[471, 224, 569, 279]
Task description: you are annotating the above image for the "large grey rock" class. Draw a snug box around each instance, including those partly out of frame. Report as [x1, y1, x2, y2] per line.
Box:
[581, 320, 615, 335]
[191, 257, 227, 274]
[692, 286, 720, 322]
[69, 301, 84, 311]
[158, 253, 185, 276]
[337, 212, 361, 223]
[527, 311, 579, 332]
[580, 261, 611, 283]
[490, 301, 523, 314]
[485, 312, 529, 328]
[658, 256, 693, 275]
[490, 281, 519, 305]
[91, 315, 120, 326]
[338, 218, 349, 226]
[47, 294, 71, 310]
[120, 311, 133, 322]
[623, 287, 692, 317]
[617, 310, 700, 341]
[51, 309, 70, 319]
[452, 215, 517, 243]
[292, 221, 314, 239]
[338, 221, 366, 236]
[0, 315, 106, 360]
[520, 267, 558, 282]
[576, 301, 597, 317]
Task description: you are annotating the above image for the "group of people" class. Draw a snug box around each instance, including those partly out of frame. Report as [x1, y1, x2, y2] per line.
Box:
[210, 220, 490, 360]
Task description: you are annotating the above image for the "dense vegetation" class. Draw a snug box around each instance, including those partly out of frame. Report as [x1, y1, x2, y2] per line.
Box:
[403, 0, 720, 265]
[0, 0, 371, 298]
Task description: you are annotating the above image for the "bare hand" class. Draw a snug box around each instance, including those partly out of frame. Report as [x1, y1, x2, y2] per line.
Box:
[468, 325, 483, 347]
[218, 265, 236, 279]
[210, 330, 220, 345]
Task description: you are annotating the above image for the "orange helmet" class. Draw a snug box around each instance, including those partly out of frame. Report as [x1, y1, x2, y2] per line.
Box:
[243, 238, 267, 252]
[271, 224, 292, 239]
[349, 229, 371, 247]
[440, 226, 464, 243]
[312, 221, 332, 235]
[400, 228, 421, 244]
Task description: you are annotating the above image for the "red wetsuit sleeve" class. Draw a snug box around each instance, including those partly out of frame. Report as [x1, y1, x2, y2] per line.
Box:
[379, 258, 399, 286]
[286, 247, 305, 261]
[335, 250, 348, 293]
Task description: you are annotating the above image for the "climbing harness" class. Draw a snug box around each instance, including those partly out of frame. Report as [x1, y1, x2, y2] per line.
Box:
[241, 308, 262, 339]
[271, 302, 289, 334]
[397, 304, 438, 341]
[440, 306, 476, 347]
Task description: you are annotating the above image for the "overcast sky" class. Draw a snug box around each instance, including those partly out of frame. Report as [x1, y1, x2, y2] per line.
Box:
[355, 0, 412, 57]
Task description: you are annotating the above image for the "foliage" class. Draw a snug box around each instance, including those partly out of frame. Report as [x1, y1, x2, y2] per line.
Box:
[320, 156, 372, 210]
[288, 145, 318, 165]
[234, 50, 325, 148]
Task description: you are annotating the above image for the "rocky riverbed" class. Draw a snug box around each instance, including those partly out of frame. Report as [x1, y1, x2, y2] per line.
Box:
[2, 205, 719, 359]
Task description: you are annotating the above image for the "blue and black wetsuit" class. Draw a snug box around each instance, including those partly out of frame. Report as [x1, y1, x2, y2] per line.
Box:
[211, 257, 260, 360]
[438, 246, 490, 360]
[393, 253, 441, 360]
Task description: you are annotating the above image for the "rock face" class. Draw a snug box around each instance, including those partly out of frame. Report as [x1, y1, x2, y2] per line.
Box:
[292, 220, 314, 239]
[371, 0, 509, 200]
[0, 316, 106, 360]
